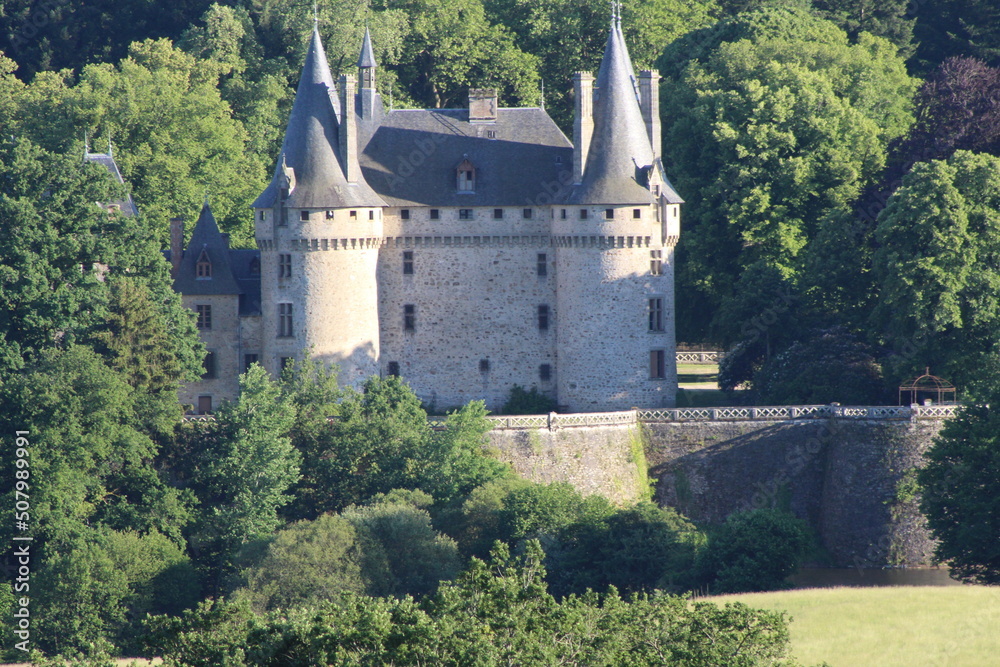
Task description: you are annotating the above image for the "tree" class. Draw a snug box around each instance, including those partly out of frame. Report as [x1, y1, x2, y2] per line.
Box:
[918, 404, 1000, 584]
[188, 365, 300, 591]
[872, 151, 1000, 397]
[657, 4, 916, 342]
[813, 0, 915, 57]
[912, 0, 1000, 73]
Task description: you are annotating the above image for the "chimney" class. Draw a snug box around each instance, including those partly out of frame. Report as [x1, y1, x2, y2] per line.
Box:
[573, 72, 594, 184]
[468, 88, 498, 123]
[169, 218, 184, 278]
[339, 74, 361, 183]
[639, 70, 661, 160]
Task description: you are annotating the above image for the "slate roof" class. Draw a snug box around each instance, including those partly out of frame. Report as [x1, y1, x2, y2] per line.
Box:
[360, 108, 573, 207]
[84, 150, 139, 216]
[253, 26, 385, 210]
[569, 23, 656, 205]
[173, 203, 243, 296]
[358, 27, 376, 68]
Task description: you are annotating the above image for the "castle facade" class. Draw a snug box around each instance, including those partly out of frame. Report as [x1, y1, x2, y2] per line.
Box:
[172, 16, 682, 414]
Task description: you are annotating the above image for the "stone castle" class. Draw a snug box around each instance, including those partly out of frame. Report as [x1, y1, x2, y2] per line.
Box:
[170, 14, 682, 414]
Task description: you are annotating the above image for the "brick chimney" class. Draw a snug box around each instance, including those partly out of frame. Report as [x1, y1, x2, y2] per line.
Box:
[639, 70, 661, 160]
[170, 218, 184, 278]
[469, 88, 498, 123]
[573, 72, 594, 184]
[339, 74, 361, 183]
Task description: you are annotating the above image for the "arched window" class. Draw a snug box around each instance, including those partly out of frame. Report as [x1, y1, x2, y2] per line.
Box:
[196, 248, 212, 279]
[456, 158, 475, 192]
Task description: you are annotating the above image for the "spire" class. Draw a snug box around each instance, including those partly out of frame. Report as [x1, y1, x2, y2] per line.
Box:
[358, 26, 377, 69]
[252, 24, 384, 209]
[569, 16, 654, 205]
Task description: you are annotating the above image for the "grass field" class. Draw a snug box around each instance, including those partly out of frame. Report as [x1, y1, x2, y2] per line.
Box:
[707, 586, 1000, 667]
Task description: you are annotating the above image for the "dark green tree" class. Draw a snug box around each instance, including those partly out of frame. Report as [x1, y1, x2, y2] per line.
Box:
[813, 0, 915, 57]
[918, 404, 1000, 584]
[912, 0, 1000, 73]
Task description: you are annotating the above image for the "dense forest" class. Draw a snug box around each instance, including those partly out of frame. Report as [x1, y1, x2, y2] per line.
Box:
[2, 0, 1000, 663]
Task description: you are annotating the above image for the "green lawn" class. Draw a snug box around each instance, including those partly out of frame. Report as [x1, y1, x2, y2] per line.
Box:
[677, 363, 719, 389]
[706, 586, 1000, 667]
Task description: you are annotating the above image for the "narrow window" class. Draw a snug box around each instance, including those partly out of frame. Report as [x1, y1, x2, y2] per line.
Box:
[650, 349, 666, 380]
[430, 209, 440, 220]
[369, 210, 375, 220]
[539, 364, 552, 382]
[243, 353, 259, 372]
[537, 253, 547, 277]
[197, 395, 213, 415]
[538, 304, 550, 331]
[648, 297, 664, 332]
[479, 359, 490, 373]
[202, 352, 216, 379]
[278, 303, 294, 337]
[401, 209, 410, 220]
[260, 210, 267, 221]
[523, 208, 533, 219]
[486, 130, 497, 139]
[633, 209, 642, 219]
[403, 250, 414, 275]
[579, 209, 588, 220]
[493, 208, 503, 220]
[278, 253, 292, 278]
[561, 209, 567, 220]
[650, 250, 663, 276]
[387, 361, 400, 377]
[196, 249, 212, 279]
[459, 209, 473, 220]
[605, 208, 614, 219]
[196, 305, 212, 330]
[403, 304, 416, 331]
[300, 210, 310, 221]
[457, 160, 476, 191]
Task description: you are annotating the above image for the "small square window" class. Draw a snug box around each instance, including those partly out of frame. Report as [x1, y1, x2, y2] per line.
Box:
[539, 364, 552, 382]
[387, 361, 400, 377]
[459, 209, 473, 220]
[650, 349, 666, 380]
[349, 210, 358, 218]
[196, 304, 212, 330]
[479, 359, 490, 373]
[430, 209, 440, 220]
[523, 208, 533, 219]
[243, 353, 259, 372]
[650, 250, 663, 276]
[537, 253, 547, 277]
[202, 352, 216, 379]
[493, 208, 503, 219]
[403, 250, 414, 275]
[633, 209, 642, 219]
[538, 304, 550, 331]
[404, 304, 416, 331]
[605, 208, 614, 219]
[300, 210, 310, 221]
[579, 209, 588, 220]
[326, 210, 335, 220]
[401, 209, 410, 220]
[280, 356, 294, 371]
[486, 130, 497, 139]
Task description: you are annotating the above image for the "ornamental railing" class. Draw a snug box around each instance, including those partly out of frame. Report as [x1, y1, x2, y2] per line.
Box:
[675, 351, 720, 364]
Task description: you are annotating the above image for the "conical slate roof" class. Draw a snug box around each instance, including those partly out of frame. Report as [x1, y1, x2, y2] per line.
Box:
[173, 202, 242, 296]
[569, 23, 655, 205]
[358, 26, 376, 68]
[253, 26, 385, 209]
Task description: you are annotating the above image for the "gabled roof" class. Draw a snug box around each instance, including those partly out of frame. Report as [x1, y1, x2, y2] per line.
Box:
[173, 203, 242, 296]
[84, 150, 139, 216]
[253, 26, 385, 209]
[569, 24, 655, 205]
[360, 108, 573, 206]
[358, 26, 377, 69]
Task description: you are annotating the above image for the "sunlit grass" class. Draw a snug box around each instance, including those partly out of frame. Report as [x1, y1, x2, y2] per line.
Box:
[707, 586, 1000, 667]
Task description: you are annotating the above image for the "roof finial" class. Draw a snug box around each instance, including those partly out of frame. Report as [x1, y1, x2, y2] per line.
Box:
[540, 79, 545, 110]
[107, 133, 112, 157]
[617, 0, 623, 28]
[610, 0, 616, 29]
[84, 131, 90, 157]
[313, 1, 319, 26]
[204, 190, 210, 207]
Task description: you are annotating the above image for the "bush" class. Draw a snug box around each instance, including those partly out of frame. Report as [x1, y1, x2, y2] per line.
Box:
[699, 509, 811, 593]
[500, 384, 557, 414]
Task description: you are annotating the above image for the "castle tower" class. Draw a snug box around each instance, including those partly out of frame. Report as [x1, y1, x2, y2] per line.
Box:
[252, 25, 386, 386]
[556, 12, 682, 410]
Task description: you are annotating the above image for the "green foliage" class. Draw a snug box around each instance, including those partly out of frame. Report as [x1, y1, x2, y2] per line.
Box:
[147, 540, 793, 666]
[918, 404, 1000, 584]
[699, 509, 811, 593]
[872, 151, 1000, 398]
[658, 4, 916, 342]
[912, 0, 1000, 73]
[500, 384, 557, 414]
[813, 0, 915, 57]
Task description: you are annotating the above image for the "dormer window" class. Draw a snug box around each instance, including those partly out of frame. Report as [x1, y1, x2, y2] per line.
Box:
[196, 249, 212, 279]
[457, 158, 476, 192]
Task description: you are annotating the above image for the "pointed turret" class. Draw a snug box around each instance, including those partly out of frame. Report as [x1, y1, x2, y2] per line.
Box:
[569, 21, 655, 205]
[252, 26, 384, 209]
[358, 26, 382, 123]
[358, 26, 377, 71]
[174, 202, 242, 296]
